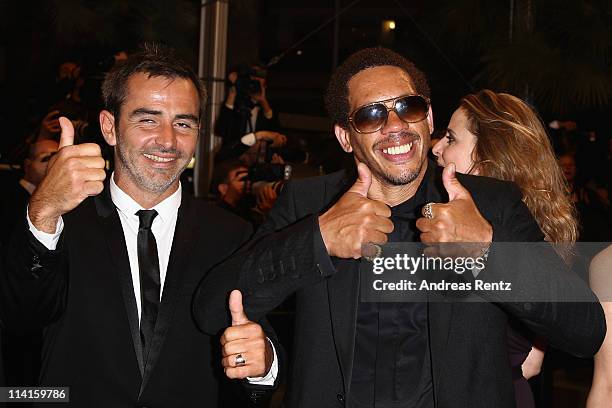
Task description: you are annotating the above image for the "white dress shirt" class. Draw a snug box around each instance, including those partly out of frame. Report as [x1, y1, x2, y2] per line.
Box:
[224, 100, 273, 147]
[110, 175, 180, 318]
[27, 173, 277, 384]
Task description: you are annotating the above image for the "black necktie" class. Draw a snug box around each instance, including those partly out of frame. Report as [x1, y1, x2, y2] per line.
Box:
[136, 209, 160, 360]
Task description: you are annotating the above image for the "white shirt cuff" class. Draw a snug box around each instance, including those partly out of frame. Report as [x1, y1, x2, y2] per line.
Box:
[246, 338, 278, 385]
[241, 132, 257, 147]
[27, 206, 64, 250]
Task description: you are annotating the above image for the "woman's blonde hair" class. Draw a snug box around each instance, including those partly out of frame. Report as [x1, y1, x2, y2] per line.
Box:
[460, 90, 578, 258]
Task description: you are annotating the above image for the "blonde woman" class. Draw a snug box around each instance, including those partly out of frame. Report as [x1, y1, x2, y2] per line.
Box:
[433, 89, 578, 408]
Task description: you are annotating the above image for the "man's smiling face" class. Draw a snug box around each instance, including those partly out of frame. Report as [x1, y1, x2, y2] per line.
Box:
[111, 72, 200, 196]
[335, 65, 433, 186]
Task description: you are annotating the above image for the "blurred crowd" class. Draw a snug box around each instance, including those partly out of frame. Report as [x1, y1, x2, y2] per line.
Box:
[548, 120, 611, 242]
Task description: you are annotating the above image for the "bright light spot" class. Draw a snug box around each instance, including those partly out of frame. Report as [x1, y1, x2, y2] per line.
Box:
[383, 20, 396, 31]
[297, 50, 303, 56]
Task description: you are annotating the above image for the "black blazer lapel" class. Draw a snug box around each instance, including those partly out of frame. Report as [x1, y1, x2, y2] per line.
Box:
[423, 163, 453, 405]
[327, 258, 359, 393]
[428, 301, 453, 406]
[138, 194, 202, 397]
[323, 172, 361, 393]
[94, 188, 145, 377]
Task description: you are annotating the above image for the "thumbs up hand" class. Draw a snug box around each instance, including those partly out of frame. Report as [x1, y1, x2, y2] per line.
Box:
[318, 163, 394, 259]
[416, 163, 492, 245]
[441, 162, 472, 202]
[220, 290, 273, 379]
[29, 117, 106, 233]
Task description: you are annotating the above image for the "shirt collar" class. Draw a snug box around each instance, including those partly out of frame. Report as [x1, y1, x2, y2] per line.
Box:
[109, 172, 182, 223]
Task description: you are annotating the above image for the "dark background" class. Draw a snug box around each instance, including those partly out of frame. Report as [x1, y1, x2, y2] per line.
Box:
[1, 0, 611, 162]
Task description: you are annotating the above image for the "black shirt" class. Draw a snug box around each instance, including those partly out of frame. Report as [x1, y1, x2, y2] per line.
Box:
[349, 167, 435, 408]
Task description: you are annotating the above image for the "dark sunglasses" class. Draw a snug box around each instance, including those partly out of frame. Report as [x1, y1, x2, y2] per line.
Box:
[348, 94, 430, 134]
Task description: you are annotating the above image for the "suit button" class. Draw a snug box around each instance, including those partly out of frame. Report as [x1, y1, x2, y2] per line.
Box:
[524, 302, 533, 311]
[31, 254, 41, 269]
[336, 393, 345, 404]
[250, 390, 266, 402]
[317, 263, 324, 276]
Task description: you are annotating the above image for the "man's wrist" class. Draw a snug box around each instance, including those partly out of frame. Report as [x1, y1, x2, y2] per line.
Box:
[246, 338, 278, 384]
[317, 214, 332, 256]
[260, 100, 272, 116]
[27, 205, 64, 250]
[28, 201, 61, 234]
[480, 221, 493, 244]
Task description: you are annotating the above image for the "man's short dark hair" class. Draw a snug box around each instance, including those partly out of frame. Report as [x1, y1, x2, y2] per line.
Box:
[211, 158, 247, 195]
[102, 43, 206, 122]
[324, 47, 430, 129]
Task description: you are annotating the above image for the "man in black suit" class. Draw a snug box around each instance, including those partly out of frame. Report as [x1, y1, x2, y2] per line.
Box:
[214, 66, 286, 162]
[194, 47, 606, 407]
[2, 44, 278, 407]
[0, 139, 58, 246]
[1, 139, 58, 388]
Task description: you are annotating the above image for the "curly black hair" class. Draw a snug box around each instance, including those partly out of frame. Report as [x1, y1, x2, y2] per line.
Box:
[324, 47, 430, 129]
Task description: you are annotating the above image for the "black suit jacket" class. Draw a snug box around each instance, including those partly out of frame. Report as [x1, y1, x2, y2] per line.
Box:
[1, 185, 276, 407]
[0, 178, 29, 247]
[194, 165, 606, 408]
[0, 178, 30, 388]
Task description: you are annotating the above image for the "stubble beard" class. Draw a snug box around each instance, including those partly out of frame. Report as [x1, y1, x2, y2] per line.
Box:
[380, 166, 422, 185]
[353, 131, 426, 186]
[115, 134, 188, 195]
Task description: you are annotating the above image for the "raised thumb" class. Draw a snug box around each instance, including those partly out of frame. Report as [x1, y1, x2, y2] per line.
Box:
[442, 163, 468, 201]
[350, 162, 372, 197]
[229, 290, 249, 326]
[58, 117, 75, 148]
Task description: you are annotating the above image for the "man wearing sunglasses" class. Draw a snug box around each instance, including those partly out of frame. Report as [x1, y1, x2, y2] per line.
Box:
[194, 47, 605, 407]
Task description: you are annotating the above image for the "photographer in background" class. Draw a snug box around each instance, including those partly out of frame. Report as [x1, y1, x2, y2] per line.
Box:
[212, 158, 285, 228]
[212, 159, 252, 220]
[215, 65, 287, 161]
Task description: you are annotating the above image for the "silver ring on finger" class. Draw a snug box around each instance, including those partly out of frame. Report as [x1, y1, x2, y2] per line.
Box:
[362, 242, 383, 262]
[235, 353, 246, 367]
[422, 202, 435, 219]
